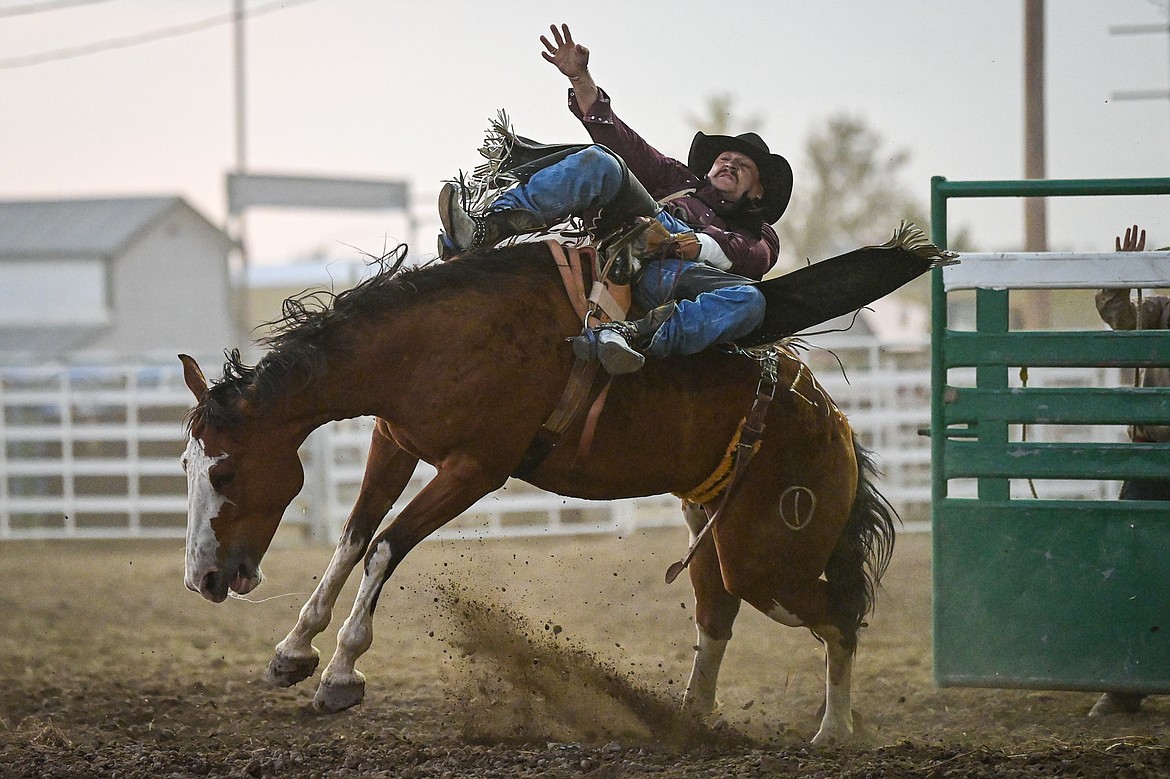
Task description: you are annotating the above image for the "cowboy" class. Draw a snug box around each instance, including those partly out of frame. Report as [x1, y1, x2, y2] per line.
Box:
[439, 23, 793, 375]
[1088, 223, 1170, 719]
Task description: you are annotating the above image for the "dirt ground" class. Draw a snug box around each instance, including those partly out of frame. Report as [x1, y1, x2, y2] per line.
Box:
[1, 528, 1167, 778]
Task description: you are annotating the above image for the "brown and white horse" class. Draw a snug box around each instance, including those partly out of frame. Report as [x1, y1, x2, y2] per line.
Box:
[179, 243, 895, 744]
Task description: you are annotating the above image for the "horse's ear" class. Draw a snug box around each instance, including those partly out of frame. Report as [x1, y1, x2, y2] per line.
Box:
[178, 354, 208, 399]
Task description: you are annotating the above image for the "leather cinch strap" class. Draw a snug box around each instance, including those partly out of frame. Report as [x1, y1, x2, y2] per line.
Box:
[549, 239, 591, 322]
[513, 241, 630, 478]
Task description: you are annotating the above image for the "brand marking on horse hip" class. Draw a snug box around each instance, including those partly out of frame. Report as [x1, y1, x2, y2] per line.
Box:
[778, 485, 816, 531]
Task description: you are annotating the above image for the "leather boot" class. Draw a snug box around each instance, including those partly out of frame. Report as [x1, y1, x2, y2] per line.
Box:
[438, 182, 545, 254]
[571, 302, 677, 375]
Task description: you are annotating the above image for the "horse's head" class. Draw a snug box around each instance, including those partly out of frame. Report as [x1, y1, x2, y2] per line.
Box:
[179, 354, 306, 603]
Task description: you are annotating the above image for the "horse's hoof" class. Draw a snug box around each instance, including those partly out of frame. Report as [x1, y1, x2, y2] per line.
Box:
[312, 673, 365, 713]
[680, 695, 719, 718]
[263, 648, 320, 687]
[812, 709, 862, 745]
[811, 726, 849, 746]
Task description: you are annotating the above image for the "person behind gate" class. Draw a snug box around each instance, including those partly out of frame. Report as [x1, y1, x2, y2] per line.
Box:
[1088, 223, 1170, 718]
[438, 23, 793, 376]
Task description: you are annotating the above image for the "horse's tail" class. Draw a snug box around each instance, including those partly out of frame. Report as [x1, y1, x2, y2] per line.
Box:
[823, 433, 898, 648]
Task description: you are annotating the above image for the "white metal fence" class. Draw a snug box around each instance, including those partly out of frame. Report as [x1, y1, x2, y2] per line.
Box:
[0, 342, 1127, 542]
[0, 364, 194, 539]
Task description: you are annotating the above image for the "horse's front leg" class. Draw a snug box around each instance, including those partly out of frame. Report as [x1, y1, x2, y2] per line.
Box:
[264, 534, 369, 687]
[266, 422, 419, 688]
[312, 455, 506, 713]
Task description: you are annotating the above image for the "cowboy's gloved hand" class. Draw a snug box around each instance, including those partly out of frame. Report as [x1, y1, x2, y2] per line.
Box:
[631, 217, 701, 261]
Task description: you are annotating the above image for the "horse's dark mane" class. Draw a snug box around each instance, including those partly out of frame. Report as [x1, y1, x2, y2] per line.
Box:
[187, 242, 556, 431]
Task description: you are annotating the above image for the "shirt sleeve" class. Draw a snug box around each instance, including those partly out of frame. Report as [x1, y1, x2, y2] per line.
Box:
[694, 234, 732, 270]
[568, 87, 699, 197]
[1096, 289, 1170, 330]
[1095, 288, 1135, 330]
[568, 87, 780, 279]
[697, 223, 781, 280]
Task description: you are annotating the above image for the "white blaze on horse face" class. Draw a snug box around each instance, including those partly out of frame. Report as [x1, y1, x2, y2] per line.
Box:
[182, 434, 228, 593]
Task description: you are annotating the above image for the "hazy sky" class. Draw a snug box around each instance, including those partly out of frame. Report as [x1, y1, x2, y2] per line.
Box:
[2, 0, 1170, 266]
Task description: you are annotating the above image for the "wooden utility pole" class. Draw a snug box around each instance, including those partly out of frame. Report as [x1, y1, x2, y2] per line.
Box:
[231, 0, 251, 344]
[1024, 0, 1050, 327]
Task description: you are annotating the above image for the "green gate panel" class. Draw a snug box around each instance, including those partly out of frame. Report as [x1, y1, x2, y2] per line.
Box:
[930, 176, 1170, 691]
[934, 499, 1170, 692]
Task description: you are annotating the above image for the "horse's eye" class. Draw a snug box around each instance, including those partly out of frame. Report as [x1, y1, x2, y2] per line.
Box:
[210, 472, 235, 492]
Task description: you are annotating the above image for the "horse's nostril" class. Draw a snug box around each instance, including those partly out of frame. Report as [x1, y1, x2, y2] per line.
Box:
[201, 569, 221, 594]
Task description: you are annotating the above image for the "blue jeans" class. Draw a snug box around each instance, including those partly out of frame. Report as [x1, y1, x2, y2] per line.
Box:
[492, 145, 765, 357]
[634, 260, 765, 358]
[492, 145, 687, 232]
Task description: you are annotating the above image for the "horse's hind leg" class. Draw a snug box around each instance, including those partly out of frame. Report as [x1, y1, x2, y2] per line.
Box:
[266, 421, 419, 688]
[681, 502, 742, 714]
[810, 622, 856, 745]
[809, 442, 895, 745]
[752, 574, 860, 745]
[728, 444, 894, 745]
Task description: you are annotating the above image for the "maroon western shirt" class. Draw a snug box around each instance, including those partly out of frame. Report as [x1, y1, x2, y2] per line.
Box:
[569, 87, 780, 280]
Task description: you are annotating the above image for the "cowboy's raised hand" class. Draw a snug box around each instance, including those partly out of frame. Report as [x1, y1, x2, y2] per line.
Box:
[540, 23, 589, 78]
[1115, 224, 1146, 253]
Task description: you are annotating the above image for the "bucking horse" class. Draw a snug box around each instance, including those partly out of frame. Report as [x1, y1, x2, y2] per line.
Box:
[179, 224, 954, 744]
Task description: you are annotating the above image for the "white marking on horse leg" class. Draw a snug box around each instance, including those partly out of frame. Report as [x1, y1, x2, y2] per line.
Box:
[270, 536, 366, 671]
[683, 502, 708, 539]
[682, 627, 729, 713]
[181, 435, 227, 594]
[314, 539, 394, 710]
[812, 627, 855, 745]
[764, 599, 805, 628]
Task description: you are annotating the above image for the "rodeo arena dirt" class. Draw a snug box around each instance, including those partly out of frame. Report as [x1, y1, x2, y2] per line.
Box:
[0, 530, 1166, 779]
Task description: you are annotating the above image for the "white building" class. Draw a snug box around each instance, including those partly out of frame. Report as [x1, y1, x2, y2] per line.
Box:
[0, 196, 242, 363]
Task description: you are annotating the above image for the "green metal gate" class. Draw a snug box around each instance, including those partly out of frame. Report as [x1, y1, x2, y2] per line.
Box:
[930, 177, 1170, 691]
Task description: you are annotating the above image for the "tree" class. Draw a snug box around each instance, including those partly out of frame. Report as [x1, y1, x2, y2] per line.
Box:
[684, 92, 764, 136]
[685, 100, 972, 306]
[778, 113, 928, 267]
[774, 112, 975, 309]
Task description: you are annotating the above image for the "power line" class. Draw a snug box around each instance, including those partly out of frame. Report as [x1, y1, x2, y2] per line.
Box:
[0, 0, 115, 19]
[0, 0, 323, 70]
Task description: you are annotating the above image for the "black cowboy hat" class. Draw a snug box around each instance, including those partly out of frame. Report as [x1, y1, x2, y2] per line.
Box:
[688, 131, 793, 224]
